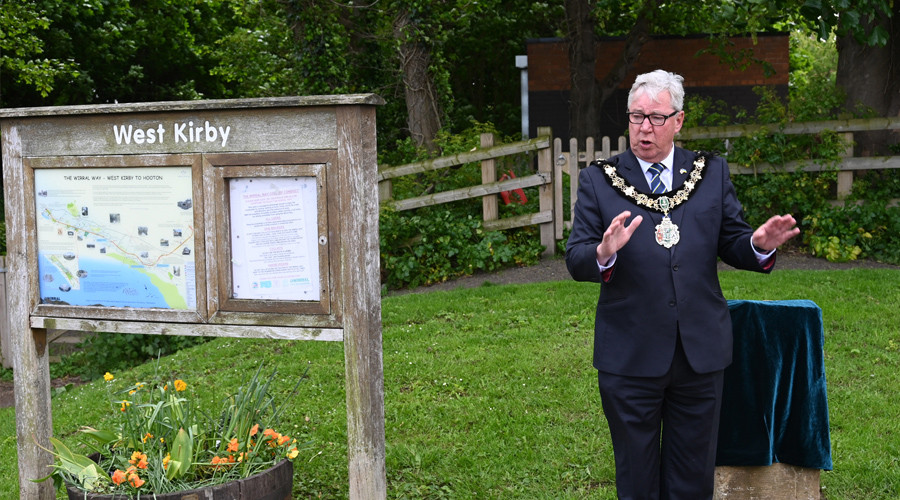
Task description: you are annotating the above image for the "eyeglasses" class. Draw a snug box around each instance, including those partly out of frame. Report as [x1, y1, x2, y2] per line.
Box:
[626, 110, 680, 126]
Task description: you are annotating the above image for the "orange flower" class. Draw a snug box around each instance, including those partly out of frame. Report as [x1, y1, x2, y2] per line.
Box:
[262, 428, 276, 438]
[174, 379, 187, 391]
[129, 451, 145, 465]
[142, 432, 153, 443]
[128, 472, 145, 488]
[249, 423, 259, 437]
[227, 438, 239, 453]
[111, 469, 127, 485]
[278, 435, 290, 446]
[163, 453, 171, 470]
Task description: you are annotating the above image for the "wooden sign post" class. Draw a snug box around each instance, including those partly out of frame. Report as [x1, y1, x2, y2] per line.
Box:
[0, 95, 386, 499]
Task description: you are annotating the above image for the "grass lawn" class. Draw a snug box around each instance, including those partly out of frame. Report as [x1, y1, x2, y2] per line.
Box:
[1, 268, 898, 498]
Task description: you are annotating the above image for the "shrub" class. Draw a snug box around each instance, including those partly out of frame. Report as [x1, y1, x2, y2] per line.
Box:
[378, 121, 545, 290]
[380, 207, 542, 290]
[61, 333, 212, 381]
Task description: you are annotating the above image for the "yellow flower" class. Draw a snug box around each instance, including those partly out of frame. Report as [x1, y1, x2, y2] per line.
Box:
[142, 432, 153, 443]
[103, 372, 114, 382]
[287, 448, 299, 459]
[174, 379, 187, 392]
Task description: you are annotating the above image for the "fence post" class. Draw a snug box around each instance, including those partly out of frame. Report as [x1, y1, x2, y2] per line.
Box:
[837, 132, 854, 199]
[0, 256, 9, 369]
[537, 127, 555, 257]
[568, 138, 580, 230]
[585, 136, 595, 166]
[481, 133, 498, 223]
[553, 138, 570, 231]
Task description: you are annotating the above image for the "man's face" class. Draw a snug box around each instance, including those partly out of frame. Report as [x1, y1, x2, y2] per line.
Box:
[627, 89, 683, 164]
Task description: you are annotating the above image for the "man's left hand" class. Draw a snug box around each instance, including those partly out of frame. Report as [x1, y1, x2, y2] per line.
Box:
[752, 214, 800, 252]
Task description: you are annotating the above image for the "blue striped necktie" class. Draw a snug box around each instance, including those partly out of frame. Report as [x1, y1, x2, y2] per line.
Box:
[648, 163, 666, 193]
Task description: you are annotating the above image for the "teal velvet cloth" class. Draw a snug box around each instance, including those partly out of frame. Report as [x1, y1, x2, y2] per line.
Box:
[716, 299, 833, 470]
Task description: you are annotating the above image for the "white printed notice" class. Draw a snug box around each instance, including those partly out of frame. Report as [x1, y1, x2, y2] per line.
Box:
[34, 167, 196, 309]
[229, 177, 320, 301]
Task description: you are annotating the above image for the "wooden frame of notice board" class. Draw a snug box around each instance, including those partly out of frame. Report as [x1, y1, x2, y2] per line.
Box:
[1, 95, 386, 500]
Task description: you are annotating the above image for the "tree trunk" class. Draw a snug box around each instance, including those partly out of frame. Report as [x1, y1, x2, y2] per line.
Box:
[836, 1, 900, 156]
[564, 0, 658, 142]
[596, 4, 656, 108]
[565, 0, 601, 143]
[394, 10, 442, 154]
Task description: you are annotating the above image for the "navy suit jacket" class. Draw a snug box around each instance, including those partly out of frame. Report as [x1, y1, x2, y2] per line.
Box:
[565, 147, 773, 377]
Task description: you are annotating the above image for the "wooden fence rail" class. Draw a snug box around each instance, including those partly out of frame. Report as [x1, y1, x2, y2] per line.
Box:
[378, 126, 559, 257]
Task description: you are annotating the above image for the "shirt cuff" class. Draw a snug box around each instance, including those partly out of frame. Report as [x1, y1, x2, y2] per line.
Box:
[751, 238, 776, 262]
[597, 252, 617, 272]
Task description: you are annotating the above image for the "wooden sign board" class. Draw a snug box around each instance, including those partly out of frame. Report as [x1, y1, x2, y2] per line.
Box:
[1, 95, 386, 499]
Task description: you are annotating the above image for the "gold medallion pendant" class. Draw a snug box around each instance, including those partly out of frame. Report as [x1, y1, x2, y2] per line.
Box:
[654, 196, 680, 248]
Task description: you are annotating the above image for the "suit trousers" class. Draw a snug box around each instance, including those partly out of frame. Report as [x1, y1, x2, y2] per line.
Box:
[597, 334, 725, 500]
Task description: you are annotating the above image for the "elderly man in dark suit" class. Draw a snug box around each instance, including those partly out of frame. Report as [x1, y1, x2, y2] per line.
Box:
[565, 69, 799, 499]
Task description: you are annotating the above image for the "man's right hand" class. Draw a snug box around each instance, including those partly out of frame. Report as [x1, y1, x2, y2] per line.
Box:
[596, 211, 643, 266]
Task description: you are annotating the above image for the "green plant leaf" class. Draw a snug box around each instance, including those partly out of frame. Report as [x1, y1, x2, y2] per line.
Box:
[78, 426, 120, 446]
[167, 427, 193, 480]
[47, 437, 110, 489]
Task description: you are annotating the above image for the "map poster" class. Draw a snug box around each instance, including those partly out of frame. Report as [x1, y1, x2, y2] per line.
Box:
[34, 167, 197, 310]
[229, 176, 320, 301]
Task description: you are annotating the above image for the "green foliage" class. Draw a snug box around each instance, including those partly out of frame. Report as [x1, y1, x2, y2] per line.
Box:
[804, 206, 869, 262]
[0, 0, 76, 97]
[42, 363, 305, 495]
[684, 83, 847, 231]
[1, 0, 239, 107]
[60, 334, 212, 382]
[679, 46, 900, 265]
[800, 0, 891, 46]
[788, 32, 845, 121]
[803, 171, 900, 264]
[379, 123, 544, 290]
[380, 208, 542, 290]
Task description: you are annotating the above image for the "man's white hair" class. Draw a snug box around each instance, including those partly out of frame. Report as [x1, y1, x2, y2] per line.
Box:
[627, 70, 685, 112]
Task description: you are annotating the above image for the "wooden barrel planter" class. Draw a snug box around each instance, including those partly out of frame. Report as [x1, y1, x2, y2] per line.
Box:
[65, 459, 293, 500]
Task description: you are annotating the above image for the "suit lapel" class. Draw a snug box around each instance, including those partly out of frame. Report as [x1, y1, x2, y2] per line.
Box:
[669, 148, 695, 235]
[618, 151, 648, 192]
[671, 148, 692, 190]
